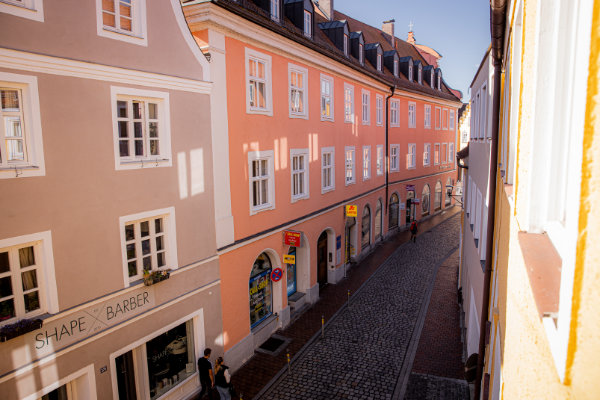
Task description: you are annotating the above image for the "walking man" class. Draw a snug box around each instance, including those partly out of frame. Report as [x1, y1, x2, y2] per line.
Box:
[198, 348, 214, 399]
[410, 219, 418, 242]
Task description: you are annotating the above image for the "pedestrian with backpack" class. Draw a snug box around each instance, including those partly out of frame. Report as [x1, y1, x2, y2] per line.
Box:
[410, 220, 418, 242]
[214, 357, 232, 400]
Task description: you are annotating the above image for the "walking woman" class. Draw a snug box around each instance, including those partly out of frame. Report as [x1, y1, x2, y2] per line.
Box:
[214, 357, 232, 400]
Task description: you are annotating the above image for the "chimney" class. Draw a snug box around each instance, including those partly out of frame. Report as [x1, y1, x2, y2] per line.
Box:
[382, 19, 395, 48]
[407, 31, 415, 44]
[319, 0, 334, 21]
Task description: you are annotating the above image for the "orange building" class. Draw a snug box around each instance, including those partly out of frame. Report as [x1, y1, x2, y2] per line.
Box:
[184, 0, 461, 371]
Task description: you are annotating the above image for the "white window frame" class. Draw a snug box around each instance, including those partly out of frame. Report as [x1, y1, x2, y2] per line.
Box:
[0, 230, 59, 325]
[248, 150, 275, 214]
[423, 143, 431, 166]
[434, 143, 440, 165]
[270, 0, 279, 21]
[376, 145, 383, 176]
[344, 83, 354, 123]
[424, 104, 431, 129]
[245, 48, 273, 116]
[96, 0, 148, 46]
[0, 72, 45, 179]
[376, 94, 383, 126]
[390, 99, 400, 127]
[408, 102, 416, 128]
[442, 108, 449, 130]
[321, 146, 335, 193]
[435, 106, 441, 130]
[390, 144, 399, 172]
[288, 64, 308, 119]
[449, 143, 455, 165]
[406, 143, 416, 169]
[442, 143, 447, 163]
[110, 86, 172, 171]
[394, 59, 400, 77]
[119, 207, 178, 287]
[344, 146, 355, 185]
[303, 9, 311, 37]
[359, 43, 364, 65]
[361, 90, 370, 125]
[362, 145, 371, 180]
[377, 53, 382, 72]
[343, 34, 349, 56]
[320, 74, 334, 121]
[449, 109, 455, 131]
[0, 0, 44, 22]
[290, 148, 309, 202]
[418, 65, 422, 84]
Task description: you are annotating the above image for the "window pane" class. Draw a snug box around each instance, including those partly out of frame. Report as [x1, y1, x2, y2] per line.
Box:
[155, 218, 163, 234]
[1, 90, 19, 110]
[117, 100, 127, 118]
[149, 122, 158, 138]
[128, 261, 137, 277]
[253, 181, 260, 206]
[135, 140, 144, 156]
[257, 62, 265, 79]
[125, 224, 135, 241]
[41, 384, 68, 400]
[157, 252, 165, 267]
[119, 2, 132, 17]
[119, 140, 129, 157]
[118, 121, 128, 138]
[258, 82, 266, 108]
[260, 160, 267, 175]
[133, 102, 142, 119]
[120, 17, 132, 32]
[21, 270, 38, 291]
[0, 252, 8, 274]
[102, 0, 115, 12]
[5, 117, 22, 138]
[249, 60, 256, 77]
[0, 299, 15, 321]
[140, 221, 149, 237]
[6, 138, 24, 161]
[102, 12, 116, 28]
[261, 179, 268, 203]
[150, 139, 159, 156]
[126, 243, 136, 260]
[19, 246, 35, 268]
[23, 291, 40, 313]
[148, 103, 158, 119]
[0, 276, 13, 298]
[143, 256, 151, 271]
[141, 239, 150, 255]
[134, 122, 143, 138]
[156, 236, 164, 251]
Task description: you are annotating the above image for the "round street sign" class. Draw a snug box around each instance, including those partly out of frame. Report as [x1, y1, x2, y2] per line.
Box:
[271, 268, 283, 282]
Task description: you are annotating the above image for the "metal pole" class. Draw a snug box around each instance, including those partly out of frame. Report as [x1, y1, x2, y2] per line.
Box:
[287, 352, 291, 374]
[347, 290, 350, 308]
[321, 315, 325, 339]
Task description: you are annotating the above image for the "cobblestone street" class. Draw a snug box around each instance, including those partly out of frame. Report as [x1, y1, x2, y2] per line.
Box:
[254, 212, 466, 400]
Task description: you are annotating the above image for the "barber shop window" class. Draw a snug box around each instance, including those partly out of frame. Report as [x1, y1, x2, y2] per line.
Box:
[249, 253, 273, 328]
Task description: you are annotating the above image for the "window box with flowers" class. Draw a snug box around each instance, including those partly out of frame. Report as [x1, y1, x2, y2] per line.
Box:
[143, 269, 171, 286]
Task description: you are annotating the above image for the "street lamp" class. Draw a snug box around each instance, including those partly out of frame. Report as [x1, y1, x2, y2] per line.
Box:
[446, 184, 463, 206]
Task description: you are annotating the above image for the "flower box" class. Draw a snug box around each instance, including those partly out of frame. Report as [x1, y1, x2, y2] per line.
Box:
[0, 318, 43, 342]
[143, 270, 171, 286]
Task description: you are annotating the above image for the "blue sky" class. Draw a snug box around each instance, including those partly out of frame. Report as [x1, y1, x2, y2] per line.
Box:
[335, 0, 490, 101]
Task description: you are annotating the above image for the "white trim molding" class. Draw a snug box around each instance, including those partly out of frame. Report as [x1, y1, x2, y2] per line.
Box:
[0, 0, 44, 22]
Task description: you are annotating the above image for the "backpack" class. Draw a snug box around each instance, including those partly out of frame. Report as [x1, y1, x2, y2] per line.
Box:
[410, 221, 417, 232]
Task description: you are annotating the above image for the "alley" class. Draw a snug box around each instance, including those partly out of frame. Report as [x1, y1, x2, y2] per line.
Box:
[247, 212, 467, 399]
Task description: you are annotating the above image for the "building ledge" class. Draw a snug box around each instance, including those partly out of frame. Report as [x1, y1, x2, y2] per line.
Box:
[518, 231, 561, 318]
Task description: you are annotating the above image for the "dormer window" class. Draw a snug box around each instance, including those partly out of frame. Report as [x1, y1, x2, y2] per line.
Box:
[431, 74, 435, 88]
[270, 0, 279, 21]
[406, 63, 411, 80]
[418, 65, 422, 84]
[377, 54, 382, 72]
[303, 10, 311, 37]
[359, 43, 364, 65]
[437, 75, 441, 90]
[344, 34, 349, 56]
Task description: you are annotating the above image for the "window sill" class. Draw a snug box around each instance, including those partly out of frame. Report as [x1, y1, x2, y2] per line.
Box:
[345, 180, 355, 186]
[250, 204, 274, 215]
[321, 186, 335, 194]
[118, 158, 171, 170]
[291, 195, 309, 203]
[289, 112, 308, 120]
[320, 116, 334, 122]
[518, 231, 561, 318]
[247, 107, 273, 116]
[0, 164, 43, 179]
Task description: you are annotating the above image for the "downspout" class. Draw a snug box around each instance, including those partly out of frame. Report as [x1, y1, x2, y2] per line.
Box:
[385, 86, 395, 213]
[474, 0, 505, 399]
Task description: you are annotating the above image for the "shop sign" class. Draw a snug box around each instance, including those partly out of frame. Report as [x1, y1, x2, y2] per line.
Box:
[336, 235, 342, 265]
[271, 268, 284, 282]
[283, 230, 301, 246]
[20, 286, 156, 362]
[413, 198, 421, 204]
[406, 184, 415, 191]
[345, 205, 358, 217]
[283, 254, 296, 264]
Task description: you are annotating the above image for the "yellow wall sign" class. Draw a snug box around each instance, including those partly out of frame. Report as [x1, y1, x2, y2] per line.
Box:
[283, 254, 296, 264]
[346, 205, 358, 217]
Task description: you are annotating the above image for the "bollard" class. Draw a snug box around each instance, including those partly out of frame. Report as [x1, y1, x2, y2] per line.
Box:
[321, 315, 325, 339]
[287, 352, 291, 374]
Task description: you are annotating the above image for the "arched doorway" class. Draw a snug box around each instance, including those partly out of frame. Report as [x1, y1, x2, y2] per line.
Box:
[317, 231, 328, 286]
[422, 184, 431, 216]
[445, 178, 453, 206]
[406, 190, 415, 224]
[345, 217, 356, 265]
[249, 253, 273, 328]
[389, 193, 399, 230]
[434, 180, 442, 211]
[375, 199, 383, 241]
[361, 205, 371, 250]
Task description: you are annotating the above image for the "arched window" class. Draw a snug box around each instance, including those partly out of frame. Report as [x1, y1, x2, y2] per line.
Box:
[422, 185, 431, 216]
[389, 193, 399, 229]
[445, 178, 453, 206]
[435, 180, 442, 211]
[249, 253, 272, 328]
[375, 199, 383, 240]
[361, 205, 371, 249]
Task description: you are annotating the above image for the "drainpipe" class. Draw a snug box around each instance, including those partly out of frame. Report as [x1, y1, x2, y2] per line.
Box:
[385, 86, 395, 213]
[474, 1, 505, 399]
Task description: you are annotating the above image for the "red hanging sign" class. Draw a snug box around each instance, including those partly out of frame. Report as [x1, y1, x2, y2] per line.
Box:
[284, 231, 301, 247]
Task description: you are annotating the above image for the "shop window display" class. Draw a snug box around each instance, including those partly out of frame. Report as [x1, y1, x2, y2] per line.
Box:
[249, 253, 273, 328]
[287, 247, 297, 297]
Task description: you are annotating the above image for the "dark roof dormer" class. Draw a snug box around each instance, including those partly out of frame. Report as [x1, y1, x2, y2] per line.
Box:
[414, 60, 423, 84]
[254, 0, 283, 22]
[398, 56, 414, 81]
[284, 0, 314, 38]
[384, 50, 400, 78]
[365, 42, 383, 72]
[319, 19, 350, 56]
[435, 68, 442, 90]
[350, 31, 365, 65]
[423, 65, 435, 88]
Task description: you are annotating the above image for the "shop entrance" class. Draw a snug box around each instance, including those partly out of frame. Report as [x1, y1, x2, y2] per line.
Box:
[406, 190, 415, 224]
[344, 217, 356, 264]
[317, 231, 328, 286]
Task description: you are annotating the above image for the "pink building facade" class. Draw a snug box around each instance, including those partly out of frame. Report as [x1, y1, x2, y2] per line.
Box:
[184, 0, 461, 371]
[0, 1, 220, 399]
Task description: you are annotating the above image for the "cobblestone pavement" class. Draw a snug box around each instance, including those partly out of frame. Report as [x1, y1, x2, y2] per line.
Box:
[257, 213, 461, 400]
[404, 374, 469, 400]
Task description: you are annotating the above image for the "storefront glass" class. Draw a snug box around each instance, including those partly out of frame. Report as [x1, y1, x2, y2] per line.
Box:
[249, 253, 272, 328]
[422, 185, 431, 216]
[287, 247, 297, 297]
[361, 205, 371, 249]
[389, 193, 399, 229]
[146, 321, 196, 399]
[434, 181, 442, 210]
